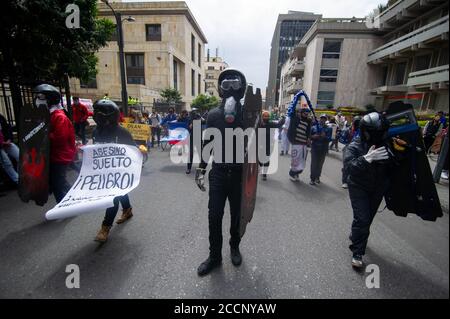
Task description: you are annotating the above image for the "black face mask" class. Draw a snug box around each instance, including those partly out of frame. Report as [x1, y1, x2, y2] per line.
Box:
[364, 129, 387, 146]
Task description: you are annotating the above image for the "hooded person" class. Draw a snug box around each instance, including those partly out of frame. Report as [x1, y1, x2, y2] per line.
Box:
[92, 99, 137, 243]
[194, 68, 247, 276]
[287, 107, 312, 182]
[343, 112, 393, 269]
[33, 84, 76, 203]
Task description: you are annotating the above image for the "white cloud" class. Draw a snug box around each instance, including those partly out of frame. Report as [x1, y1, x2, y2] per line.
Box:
[123, 0, 383, 94]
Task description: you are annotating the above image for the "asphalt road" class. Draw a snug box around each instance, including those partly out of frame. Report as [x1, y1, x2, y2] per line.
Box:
[0, 143, 448, 299]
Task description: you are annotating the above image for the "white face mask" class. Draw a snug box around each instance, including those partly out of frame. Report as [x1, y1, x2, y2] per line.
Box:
[224, 96, 237, 124]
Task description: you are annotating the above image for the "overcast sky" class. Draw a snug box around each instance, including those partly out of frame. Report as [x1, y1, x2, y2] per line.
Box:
[123, 0, 383, 95]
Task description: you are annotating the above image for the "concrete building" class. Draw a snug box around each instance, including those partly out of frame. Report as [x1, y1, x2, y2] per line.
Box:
[69, 0, 208, 111]
[279, 18, 383, 111]
[266, 11, 322, 109]
[204, 51, 228, 98]
[368, 0, 449, 111]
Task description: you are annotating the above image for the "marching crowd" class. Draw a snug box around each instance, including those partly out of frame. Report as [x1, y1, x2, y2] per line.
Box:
[0, 76, 448, 273]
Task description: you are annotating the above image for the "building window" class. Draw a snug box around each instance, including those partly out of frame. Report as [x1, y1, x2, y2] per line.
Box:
[322, 40, 342, 59]
[320, 69, 338, 82]
[126, 53, 145, 85]
[207, 66, 214, 70]
[146, 24, 161, 41]
[80, 77, 97, 89]
[317, 91, 335, 107]
[191, 34, 196, 62]
[198, 74, 201, 95]
[415, 54, 431, 72]
[394, 62, 407, 85]
[191, 69, 195, 96]
[173, 59, 178, 90]
[198, 43, 202, 67]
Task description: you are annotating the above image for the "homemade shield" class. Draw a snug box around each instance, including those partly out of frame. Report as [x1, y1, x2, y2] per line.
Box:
[239, 85, 262, 238]
[18, 102, 50, 206]
[384, 102, 443, 221]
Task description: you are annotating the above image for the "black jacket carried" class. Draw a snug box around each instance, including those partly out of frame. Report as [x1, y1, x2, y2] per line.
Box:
[343, 137, 391, 193]
[93, 125, 136, 146]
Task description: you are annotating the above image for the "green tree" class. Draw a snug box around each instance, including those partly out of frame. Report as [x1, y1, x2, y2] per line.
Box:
[191, 94, 219, 111]
[0, 0, 114, 118]
[160, 88, 182, 104]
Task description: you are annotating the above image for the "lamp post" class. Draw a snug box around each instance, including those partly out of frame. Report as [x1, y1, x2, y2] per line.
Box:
[101, 0, 135, 116]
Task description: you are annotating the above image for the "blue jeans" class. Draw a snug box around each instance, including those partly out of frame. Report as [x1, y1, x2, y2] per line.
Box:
[0, 143, 19, 184]
[103, 195, 131, 226]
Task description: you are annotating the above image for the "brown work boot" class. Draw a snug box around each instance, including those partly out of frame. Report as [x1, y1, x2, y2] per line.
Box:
[116, 208, 133, 224]
[95, 225, 111, 243]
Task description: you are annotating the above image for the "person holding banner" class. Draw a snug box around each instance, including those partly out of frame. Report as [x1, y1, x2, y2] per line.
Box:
[92, 99, 137, 243]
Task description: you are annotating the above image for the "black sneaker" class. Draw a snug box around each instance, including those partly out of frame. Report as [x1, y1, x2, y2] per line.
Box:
[309, 180, 316, 185]
[230, 248, 242, 266]
[315, 178, 321, 184]
[262, 174, 267, 181]
[197, 257, 222, 276]
[351, 255, 364, 269]
[186, 168, 191, 174]
[280, 151, 284, 156]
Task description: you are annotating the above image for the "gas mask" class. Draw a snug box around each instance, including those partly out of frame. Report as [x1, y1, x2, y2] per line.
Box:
[224, 96, 238, 124]
[34, 93, 48, 108]
[221, 78, 243, 124]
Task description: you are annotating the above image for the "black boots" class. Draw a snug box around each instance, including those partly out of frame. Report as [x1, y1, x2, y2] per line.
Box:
[230, 247, 242, 266]
[197, 257, 222, 276]
[197, 248, 243, 276]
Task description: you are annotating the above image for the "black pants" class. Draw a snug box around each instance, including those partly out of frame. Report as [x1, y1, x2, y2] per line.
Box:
[310, 146, 327, 181]
[74, 122, 87, 145]
[151, 127, 161, 147]
[187, 134, 195, 171]
[348, 186, 385, 256]
[103, 195, 131, 227]
[208, 166, 242, 260]
[49, 163, 71, 203]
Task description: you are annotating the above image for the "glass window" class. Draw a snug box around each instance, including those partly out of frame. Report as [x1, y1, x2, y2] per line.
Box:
[126, 53, 145, 85]
[109, 26, 118, 42]
[317, 91, 335, 107]
[394, 62, 407, 85]
[173, 59, 178, 90]
[415, 54, 431, 71]
[191, 34, 196, 62]
[208, 66, 214, 70]
[80, 77, 97, 89]
[198, 74, 201, 95]
[146, 24, 161, 41]
[323, 40, 342, 59]
[191, 69, 195, 96]
[320, 69, 338, 83]
[198, 43, 202, 67]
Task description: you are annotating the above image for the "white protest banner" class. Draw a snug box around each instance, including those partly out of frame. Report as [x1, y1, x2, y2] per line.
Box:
[45, 144, 143, 220]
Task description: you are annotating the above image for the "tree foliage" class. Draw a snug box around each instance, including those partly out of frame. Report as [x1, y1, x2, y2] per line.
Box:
[160, 88, 182, 104]
[0, 0, 114, 83]
[191, 94, 220, 111]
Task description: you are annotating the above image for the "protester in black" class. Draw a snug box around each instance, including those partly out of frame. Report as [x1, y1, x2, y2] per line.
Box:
[195, 68, 247, 276]
[343, 112, 392, 269]
[92, 99, 136, 243]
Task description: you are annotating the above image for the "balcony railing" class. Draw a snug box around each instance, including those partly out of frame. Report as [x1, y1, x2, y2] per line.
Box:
[289, 61, 305, 76]
[407, 64, 449, 87]
[368, 15, 449, 63]
[285, 80, 303, 94]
